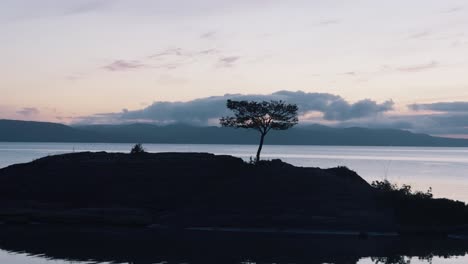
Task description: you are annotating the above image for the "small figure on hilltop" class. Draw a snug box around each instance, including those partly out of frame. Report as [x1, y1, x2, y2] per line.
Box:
[130, 143, 146, 155]
[220, 99, 298, 162]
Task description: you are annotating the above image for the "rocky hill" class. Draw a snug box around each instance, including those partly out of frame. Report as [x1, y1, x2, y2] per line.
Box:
[0, 152, 467, 235]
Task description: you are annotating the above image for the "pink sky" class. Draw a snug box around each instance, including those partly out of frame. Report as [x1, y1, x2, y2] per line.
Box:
[1, 0, 468, 136]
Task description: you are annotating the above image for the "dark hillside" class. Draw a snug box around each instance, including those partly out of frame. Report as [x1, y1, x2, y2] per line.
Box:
[0, 152, 467, 234]
[0, 152, 391, 230]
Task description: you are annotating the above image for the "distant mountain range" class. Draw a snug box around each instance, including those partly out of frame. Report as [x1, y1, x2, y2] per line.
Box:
[1, 119, 468, 147]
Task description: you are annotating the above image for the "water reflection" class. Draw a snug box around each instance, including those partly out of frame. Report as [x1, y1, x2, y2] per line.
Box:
[371, 256, 413, 263]
[0, 225, 467, 264]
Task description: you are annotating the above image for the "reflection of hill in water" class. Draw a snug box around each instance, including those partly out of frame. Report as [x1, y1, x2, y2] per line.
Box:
[0, 226, 467, 264]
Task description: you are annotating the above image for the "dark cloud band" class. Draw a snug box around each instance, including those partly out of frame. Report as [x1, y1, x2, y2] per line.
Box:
[409, 102, 468, 113]
[76, 90, 394, 125]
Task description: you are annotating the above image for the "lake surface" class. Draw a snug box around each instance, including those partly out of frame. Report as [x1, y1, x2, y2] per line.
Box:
[0, 225, 467, 264]
[1, 245, 467, 264]
[1, 142, 468, 202]
[1, 142, 468, 263]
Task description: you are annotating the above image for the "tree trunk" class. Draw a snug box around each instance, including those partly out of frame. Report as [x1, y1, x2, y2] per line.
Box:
[256, 133, 265, 162]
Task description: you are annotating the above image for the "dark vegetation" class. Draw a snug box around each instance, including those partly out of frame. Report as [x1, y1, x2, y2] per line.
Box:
[372, 180, 433, 200]
[220, 100, 298, 161]
[130, 143, 146, 154]
[3, 119, 468, 146]
[0, 152, 467, 236]
[372, 180, 468, 233]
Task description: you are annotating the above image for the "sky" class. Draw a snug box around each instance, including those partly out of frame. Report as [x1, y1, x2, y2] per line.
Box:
[1, 0, 468, 137]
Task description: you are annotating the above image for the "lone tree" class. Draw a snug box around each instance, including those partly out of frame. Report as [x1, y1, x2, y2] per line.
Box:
[220, 100, 299, 162]
[130, 143, 145, 155]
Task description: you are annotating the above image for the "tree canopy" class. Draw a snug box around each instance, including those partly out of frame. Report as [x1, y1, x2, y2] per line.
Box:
[220, 99, 298, 162]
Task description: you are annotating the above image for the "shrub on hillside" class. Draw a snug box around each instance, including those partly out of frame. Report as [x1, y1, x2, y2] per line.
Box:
[371, 179, 468, 227]
[371, 179, 433, 199]
[130, 143, 145, 155]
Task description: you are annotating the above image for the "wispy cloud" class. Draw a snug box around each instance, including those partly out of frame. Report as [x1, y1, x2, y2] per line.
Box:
[200, 31, 216, 39]
[148, 48, 185, 59]
[409, 101, 468, 113]
[441, 6, 463, 14]
[100, 47, 226, 74]
[408, 30, 431, 39]
[318, 19, 340, 26]
[64, 0, 111, 15]
[157, 63, 181, 70]
[341, 72, 357, 76]
[149, 47, 221, 59]
[103, 60, 149, 72]
[65, 72, 86, 81]
[334, 61, 441, 84]
[217, 56, 240, 68]
[17, 107, 40, 116]
[199, 49, 220, 55]
[394, 61, 439, 73]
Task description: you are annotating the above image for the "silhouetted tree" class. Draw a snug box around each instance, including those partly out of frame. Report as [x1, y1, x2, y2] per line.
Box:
[220, 100, 298, 162]
[130, 143, 145, 154]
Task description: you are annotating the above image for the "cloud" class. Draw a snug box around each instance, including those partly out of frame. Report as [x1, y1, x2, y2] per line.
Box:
[149, 47, 222, 59]
[146, 47, 222, 70]
[200, 31, 216, 39]
[217, 56, 240, 68]
[409, 102, 468, 112]
[441, 7, 463, 14]
[72, 92, 468, 137]
[17, 107, 40, 116]
[103, 60, 149, 72]
[148, 48, 185, 59]
[65, 72, 86, 81]
[395, 61, 439, 73]
[308, 112, 468, 137]
[408, 30, 431, 39]
[340, 61, 441, 80]
[0, 0, 114, 22]
[318, 19, 340, 26]
[75, 90, 394, 125]
[98, 47, 226, 76]
[322, 99, 394, 121]
[199, 49, 220, 55]
[65, 0, 111, 15]
[341, 72, 357, 76]
[336, 101, 468, 136]
[385, 114, 468, 136]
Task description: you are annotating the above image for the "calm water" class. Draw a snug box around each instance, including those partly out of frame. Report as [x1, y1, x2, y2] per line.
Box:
[1, 142, 468, 264]
[1, 245, 468, 264]
[0, 225, 467, 264]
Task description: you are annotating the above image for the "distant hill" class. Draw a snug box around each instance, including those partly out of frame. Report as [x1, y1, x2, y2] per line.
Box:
[0, 119, 103, 142]
[1, 119, 468, 147]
